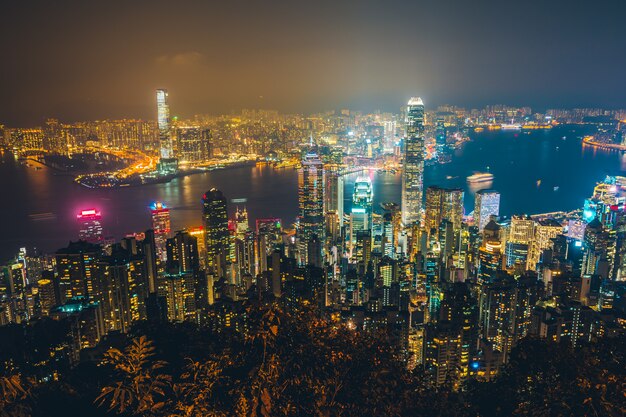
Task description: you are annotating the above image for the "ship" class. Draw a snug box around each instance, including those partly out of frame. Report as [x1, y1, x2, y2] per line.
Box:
[466, 172, 494, 184]
[501, 123, 522, 130]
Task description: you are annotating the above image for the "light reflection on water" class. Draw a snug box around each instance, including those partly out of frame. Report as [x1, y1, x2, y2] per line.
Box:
[0, 125, 624, 258]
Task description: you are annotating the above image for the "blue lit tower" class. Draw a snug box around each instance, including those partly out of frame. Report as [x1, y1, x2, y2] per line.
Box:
[156, 89, 178, 174]
[350, 176, 373, 247]
[402, 97, 425, 225]
[298, 152, 325, 263]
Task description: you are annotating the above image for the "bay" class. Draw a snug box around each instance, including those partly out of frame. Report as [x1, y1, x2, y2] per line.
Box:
[1, 125, 622, 260]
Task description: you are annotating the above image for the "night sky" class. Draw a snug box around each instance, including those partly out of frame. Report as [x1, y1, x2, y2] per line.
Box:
[2, 0, 626, 126]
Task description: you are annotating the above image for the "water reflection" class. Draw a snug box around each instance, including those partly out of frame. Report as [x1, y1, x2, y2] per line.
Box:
[1, 127, 626, 258]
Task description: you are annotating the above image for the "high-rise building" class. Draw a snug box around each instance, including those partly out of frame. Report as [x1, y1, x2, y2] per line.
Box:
[156, 89, 178, 174]
[581, 218, 610, 278]
[509, 215, 535, 245]
[424, 186, 464, 235]
[527, 219, 563, 271]
[402, 97, 425, 225]
[150, 202, 171, 261]
[435, 116, 446, 147]
[325, 167, 344, 230]
[156, 89, 173, 159]
[474, 190, 500, 232]
[55, 241, 101, 304]
[298, 152, 325, 263]
[94, 245, 147, 333]
[350, 177, 373, 248]
[202, 188, 230, 275]
[477, 220, 503, 284]
[234, 207, 249, 238]
[77, 208, 103, 243]
[175, 126, 212, 163]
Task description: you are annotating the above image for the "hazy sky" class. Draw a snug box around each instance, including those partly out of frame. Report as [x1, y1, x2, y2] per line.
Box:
[2, 0, 626, 125]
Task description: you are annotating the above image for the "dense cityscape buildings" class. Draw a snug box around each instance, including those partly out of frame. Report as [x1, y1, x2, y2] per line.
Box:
[2, 92, 626, 405]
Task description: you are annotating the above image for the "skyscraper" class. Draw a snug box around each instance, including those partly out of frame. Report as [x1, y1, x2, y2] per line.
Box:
[350, 176, 373, 247]
[202, 188, 230, 275]
[402, 97, 425, 225]
[77, 208, 103, 243]
[424, 186, 464, 235]
[298, 152, 325, 263]
[55, 240, 101, 304]
[156, 89, 178, 174]
[474, 190, 500, 232]
[156, 89, 173, 159]
[150, 201, 171, 261]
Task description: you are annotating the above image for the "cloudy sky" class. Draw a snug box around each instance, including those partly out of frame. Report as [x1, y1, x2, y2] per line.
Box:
[2, 0, 626, 125]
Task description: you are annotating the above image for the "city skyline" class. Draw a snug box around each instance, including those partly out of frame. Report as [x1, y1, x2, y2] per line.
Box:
[1, 2, 625, 415]
[3, 1, 626, 126]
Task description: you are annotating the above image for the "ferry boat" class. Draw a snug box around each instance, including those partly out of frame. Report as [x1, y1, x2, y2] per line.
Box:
[466, 172, 494, 184]
[501, 123, 522, 131]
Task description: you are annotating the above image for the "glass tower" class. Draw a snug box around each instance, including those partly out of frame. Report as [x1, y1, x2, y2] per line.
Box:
[298, 152, 325, 242]
[202, 188, 230, 274]
[156, 89, 173, 159]
[350, 176, 373, 247]
[474, 190, 500, 232]
[402, 97, 425, 225]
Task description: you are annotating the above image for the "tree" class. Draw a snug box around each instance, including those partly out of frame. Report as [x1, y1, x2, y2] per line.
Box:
[0, 373, 32, 417]
[95, 335, 171, 415]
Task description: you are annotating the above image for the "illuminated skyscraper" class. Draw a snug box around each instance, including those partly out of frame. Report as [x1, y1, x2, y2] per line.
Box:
[474, 190, 500, 232]
[509, 215, 535, 245]
[234, 207, 249, 238]
[55, 240, 101, 304]
[156, 89, 172, 159]
[505, 215, 534, 269]
[150, 201, 171, 261]
[77, 208, 103, 243]
[202, 188, 230, 274]
[424, 186, 464, 235]
[402, 97, 425, 225]
[325, 167, 344, 228]
[175, 126, 212, 163]
[156, 89, 178, 174]
[527, 219, 563, 271]
[350, 176, 373, 247]
[298, 152, 325, 263]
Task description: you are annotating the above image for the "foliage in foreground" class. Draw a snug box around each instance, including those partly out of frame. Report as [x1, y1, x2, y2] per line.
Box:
[1, 303, 624, 416]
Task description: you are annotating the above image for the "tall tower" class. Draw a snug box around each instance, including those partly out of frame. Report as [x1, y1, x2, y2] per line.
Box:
[150, 201, 171, 261]
[298, 152, 325, 264]
[299, 152, 325, 241]
[350, 176, 373, 248]
[402, 97, 425, 226]
[156, 89, 172, 159]
[202, 188, 230, 275]
[156, 89, 178, 174]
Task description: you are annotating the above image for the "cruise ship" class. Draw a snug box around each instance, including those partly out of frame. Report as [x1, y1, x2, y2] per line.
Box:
[466, 172, 494, 184]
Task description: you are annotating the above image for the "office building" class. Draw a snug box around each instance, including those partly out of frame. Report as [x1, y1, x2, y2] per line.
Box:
[401, 97, 425, 225]
[474, 190, 500, 232]
[202, 188, 230, 275]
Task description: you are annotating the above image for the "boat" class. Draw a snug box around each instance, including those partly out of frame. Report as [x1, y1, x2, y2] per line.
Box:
[553, 186, 559, 191]
[501, 123, 522, 131]
[446, 175, 458, 180]
[466, 172, 494, 184]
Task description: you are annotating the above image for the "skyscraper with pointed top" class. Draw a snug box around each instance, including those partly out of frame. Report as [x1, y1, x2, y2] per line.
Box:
[402, 97, 425, 226]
